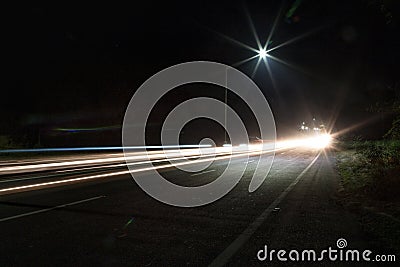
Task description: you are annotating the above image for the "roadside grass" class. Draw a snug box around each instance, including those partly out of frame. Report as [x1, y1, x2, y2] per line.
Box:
[335, 140, 400, 254]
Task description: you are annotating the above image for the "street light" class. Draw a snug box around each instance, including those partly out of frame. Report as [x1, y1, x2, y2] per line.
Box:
[258, 48, 267, 59]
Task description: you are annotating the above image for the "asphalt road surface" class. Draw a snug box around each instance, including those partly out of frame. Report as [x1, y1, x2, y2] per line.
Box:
[0, 148, 394, 266]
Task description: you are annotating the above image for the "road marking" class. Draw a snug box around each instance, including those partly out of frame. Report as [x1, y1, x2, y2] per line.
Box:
[0, 195, 105, 222]
[248, 160, 255, 163]
[209, 152, 321, 267]
[190, 169, 216, 176]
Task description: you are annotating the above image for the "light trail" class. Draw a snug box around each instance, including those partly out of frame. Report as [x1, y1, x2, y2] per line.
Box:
[0, 147, 218, 174]
[0, 135, 332, 176]
[0, 144, 211, 153]
[0, 150, 236, 183]
[0, 147, 279, 195]
[0, 135, 332, 195]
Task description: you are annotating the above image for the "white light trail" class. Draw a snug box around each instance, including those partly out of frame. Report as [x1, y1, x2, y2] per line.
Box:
[0, 147, 277, 195]
[0, 135, 333, 195]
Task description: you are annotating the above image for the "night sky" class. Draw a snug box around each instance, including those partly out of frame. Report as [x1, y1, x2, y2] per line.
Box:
[3, 1, 400, 147]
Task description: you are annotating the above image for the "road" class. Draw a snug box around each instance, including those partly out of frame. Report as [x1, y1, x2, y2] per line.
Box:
[0, 148, 391, 266]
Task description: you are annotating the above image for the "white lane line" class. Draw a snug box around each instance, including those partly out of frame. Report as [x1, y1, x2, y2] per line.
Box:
[0, 195, 105, 222]
[248, 160, 255, 163]
[190, 170, 216, 176]
[209, 152, 321, 267]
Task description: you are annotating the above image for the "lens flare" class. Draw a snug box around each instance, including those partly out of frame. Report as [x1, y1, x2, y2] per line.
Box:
[309, 134, 332, 149]
[258, 48, 267, 59]
[275, 134, 332, 150]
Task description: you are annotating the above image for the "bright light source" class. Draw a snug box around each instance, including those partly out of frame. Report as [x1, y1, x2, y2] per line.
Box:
[307, 134, 332, 149]
[258, 48, 267, 59]
[275, 134, 332, 150]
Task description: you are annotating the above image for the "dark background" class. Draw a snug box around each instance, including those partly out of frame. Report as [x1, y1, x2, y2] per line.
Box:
[2, 1, 399, 147]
